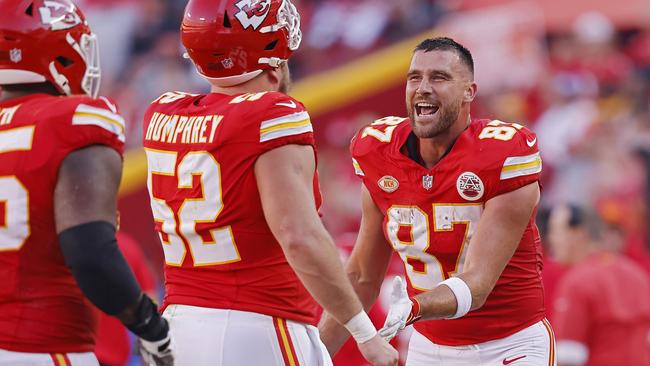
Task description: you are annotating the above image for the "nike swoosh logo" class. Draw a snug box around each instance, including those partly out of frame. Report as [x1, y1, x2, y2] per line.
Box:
[526, 137, 537, 147]
[276, 100, 297, 108]
[503, 355, 527, 365]
[100, 96, 118, 113]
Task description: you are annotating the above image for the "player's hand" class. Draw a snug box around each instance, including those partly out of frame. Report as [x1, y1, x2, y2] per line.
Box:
[138, 320, 174, 366]
[379, 276, 413, 341]
[357, 334, 399, 366]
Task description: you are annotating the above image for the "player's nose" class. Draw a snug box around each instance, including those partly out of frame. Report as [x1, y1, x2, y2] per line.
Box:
[416, 78, 433, 95]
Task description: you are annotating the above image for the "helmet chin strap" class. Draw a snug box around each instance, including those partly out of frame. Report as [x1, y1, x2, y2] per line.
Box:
[202, 69, 264, 87]
[48, 62, 72, 95]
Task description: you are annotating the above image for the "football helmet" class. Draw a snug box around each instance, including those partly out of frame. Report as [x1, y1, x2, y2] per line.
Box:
[182, 0, 302, 86]
[0, 0, 100, 97]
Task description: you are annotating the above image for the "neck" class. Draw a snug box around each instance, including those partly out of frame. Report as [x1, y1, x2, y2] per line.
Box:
[209, 73, 277, 95]
[569, 241, 601, 265]
[418, 113, 471, 169]
[0, 90, 31, 102]
[0, 83, 61, 102]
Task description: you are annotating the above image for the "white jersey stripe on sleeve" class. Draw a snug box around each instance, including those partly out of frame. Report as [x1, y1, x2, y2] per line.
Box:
[352, 158, 365, 176]
[260, 111, 310, 130]
[260, 111, 312, 142]
[260, 123, 313, 143]
[503, 152, 540, 166]
[501, 152, 542, 180]
[73, 104, 126, 142]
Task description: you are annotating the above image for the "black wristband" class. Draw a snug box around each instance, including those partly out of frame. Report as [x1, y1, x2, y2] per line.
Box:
[125, 295, 169, 342]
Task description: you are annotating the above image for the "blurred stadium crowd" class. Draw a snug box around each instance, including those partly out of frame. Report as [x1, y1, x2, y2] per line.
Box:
[70, 0, 650, 363]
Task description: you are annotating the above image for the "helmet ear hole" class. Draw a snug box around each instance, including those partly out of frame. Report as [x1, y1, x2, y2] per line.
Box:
[265, 40, 278, 50]
[56, 56, 74, 68]
[223, 11, 232, 28]
[25, 3, 34, 16]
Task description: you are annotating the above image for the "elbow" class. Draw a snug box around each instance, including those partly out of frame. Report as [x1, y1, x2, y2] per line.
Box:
[276, 229, 321, 257]
[461, 275, 493, 311]
[471, 291, 489, 310]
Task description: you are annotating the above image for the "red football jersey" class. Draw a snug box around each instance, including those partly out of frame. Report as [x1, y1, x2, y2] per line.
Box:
[552, 252, 650, 366]
[0, 94, 125, 353]
[143, 91, 320, 324]
[351, 117, 545, 345]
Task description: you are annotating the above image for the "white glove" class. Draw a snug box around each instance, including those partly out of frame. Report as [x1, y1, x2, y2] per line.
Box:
[139, 332, 174, 366]
[379, 276, 416, 342]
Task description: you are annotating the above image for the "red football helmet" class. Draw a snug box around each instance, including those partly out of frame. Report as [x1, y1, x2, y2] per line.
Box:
[0, 0, 100, 97]
[182, 0, 302, 86]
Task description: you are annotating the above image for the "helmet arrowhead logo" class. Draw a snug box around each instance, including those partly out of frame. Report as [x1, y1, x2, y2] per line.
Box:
[234, 0, 271, 30]
[39, 0, 82, 31]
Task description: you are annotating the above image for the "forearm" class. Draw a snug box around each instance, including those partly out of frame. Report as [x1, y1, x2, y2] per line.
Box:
[284, 228, 363, 325]
[59, 221, 142, 315]
[411, 282, 457, 320]
[58, 221, 167, 342]
[319, 263, 384, 354]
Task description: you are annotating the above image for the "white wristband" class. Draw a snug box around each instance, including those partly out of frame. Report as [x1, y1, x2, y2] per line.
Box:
[343, 311, 377, 344]
[439, 277, 472, 319]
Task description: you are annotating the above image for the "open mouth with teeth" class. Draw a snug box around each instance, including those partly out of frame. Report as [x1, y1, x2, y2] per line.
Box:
[415, 102, 439, 117]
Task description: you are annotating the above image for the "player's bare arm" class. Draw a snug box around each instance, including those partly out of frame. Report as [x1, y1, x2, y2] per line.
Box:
[319, 185, 393, 355]
[55, 145, 173, 365]
[412, 182, 540, 319]
[256, 144, 398, 366]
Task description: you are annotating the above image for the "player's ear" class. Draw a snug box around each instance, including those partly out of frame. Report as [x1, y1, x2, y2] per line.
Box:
[265, 68, 282, 89]
[464, 82, 477, 103]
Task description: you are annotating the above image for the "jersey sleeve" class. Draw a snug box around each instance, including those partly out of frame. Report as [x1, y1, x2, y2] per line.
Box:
[255, 93, 314, 154]
[56, 96, 126, 157]
[491, 124, 542, 197]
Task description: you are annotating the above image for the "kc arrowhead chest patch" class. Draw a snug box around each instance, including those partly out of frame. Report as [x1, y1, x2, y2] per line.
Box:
[456, 172, 484, 201]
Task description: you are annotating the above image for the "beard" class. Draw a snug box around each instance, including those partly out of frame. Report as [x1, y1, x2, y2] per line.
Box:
[408, 100, 461, 139]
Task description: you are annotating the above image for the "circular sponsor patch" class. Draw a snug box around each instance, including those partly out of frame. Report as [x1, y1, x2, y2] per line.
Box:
[456, 172, 484, 201]
[378, 175, 399, 193]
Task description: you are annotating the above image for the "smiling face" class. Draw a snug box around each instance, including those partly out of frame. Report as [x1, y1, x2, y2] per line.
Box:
[405, 49, 476, 138]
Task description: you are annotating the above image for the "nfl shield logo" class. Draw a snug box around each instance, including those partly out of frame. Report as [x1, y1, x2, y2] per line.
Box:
[221, 58, 234, 69]
[9, 48, 21, 63]
[422, 175, 433, 190]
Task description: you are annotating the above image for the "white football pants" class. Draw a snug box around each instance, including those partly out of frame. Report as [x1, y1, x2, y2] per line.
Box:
[163, 304, 333, 366]
[406, 319, 556, 366]
[0, 349, 98, 366]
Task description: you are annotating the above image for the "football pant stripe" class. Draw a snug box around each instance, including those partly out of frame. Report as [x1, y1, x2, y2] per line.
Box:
[542, 318, 556, 366]
[260, 111, 310, 130]
[50, 353, 70, 366]
[260, 123, 313, 143]
[273, 317, 299, 366]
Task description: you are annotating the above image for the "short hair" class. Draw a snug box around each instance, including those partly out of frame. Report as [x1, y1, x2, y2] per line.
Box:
[414, 37, 474, 76]
[565, 204, 603, 241]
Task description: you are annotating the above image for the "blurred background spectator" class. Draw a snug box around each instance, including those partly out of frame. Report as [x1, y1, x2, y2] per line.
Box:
[29, 0, 649, 364]
[547, 204, 650, 366]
